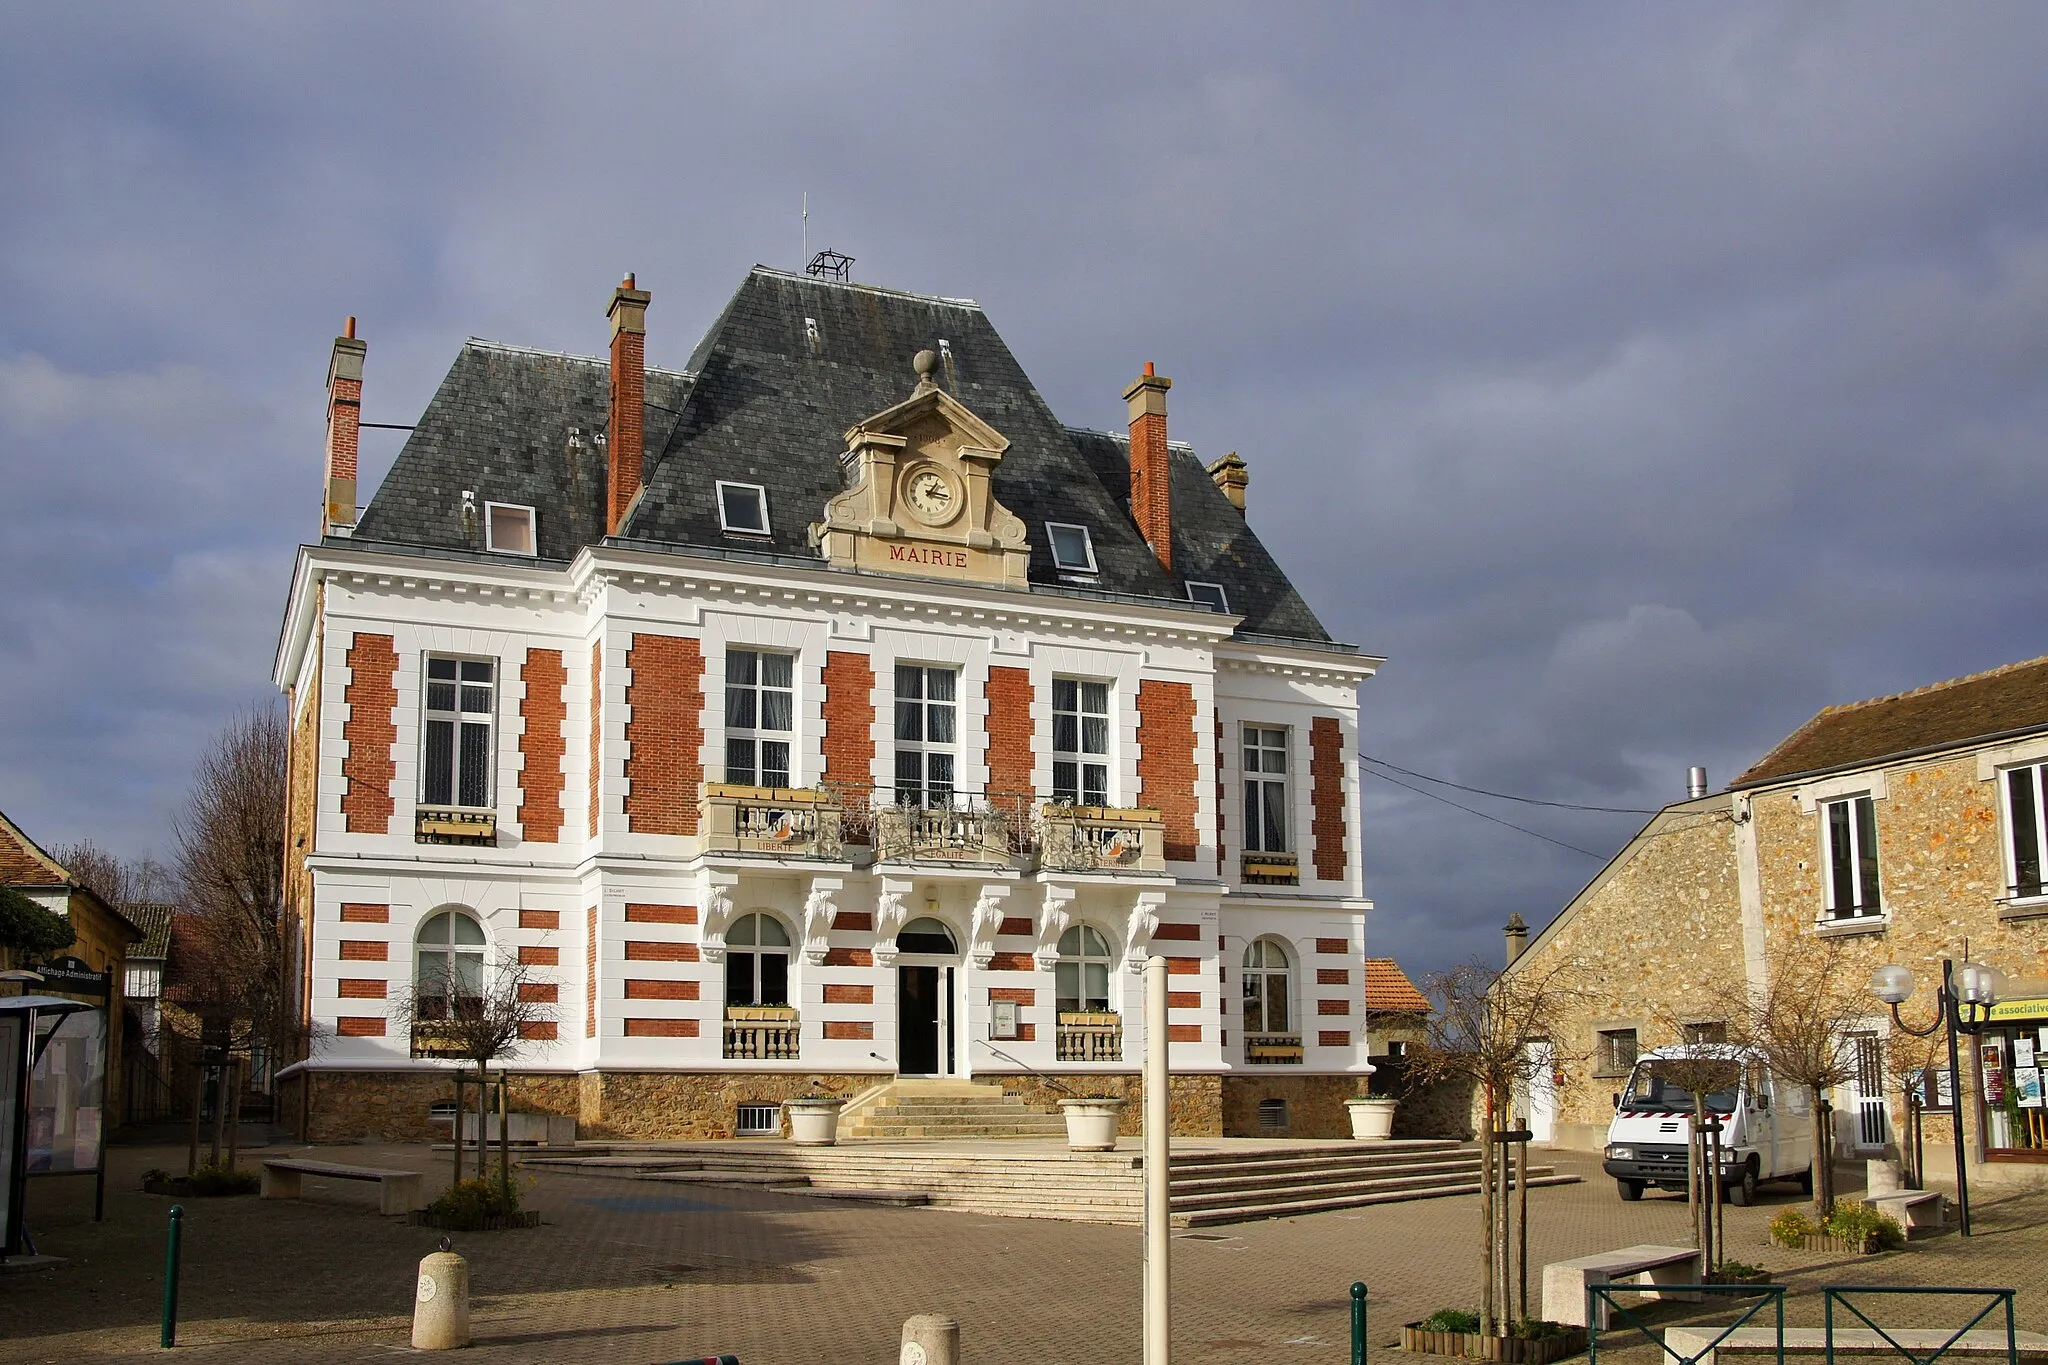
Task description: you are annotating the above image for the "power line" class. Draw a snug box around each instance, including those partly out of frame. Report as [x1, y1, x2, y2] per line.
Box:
[1358, 753, 1659, 815]
[1360, 766, 1609, 859]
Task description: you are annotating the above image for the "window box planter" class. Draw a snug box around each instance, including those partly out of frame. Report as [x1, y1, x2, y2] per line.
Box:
[1401, 1323, 1588, 1363]
[783, 1097, 845, 1146]
[1058, 1098, 1128, 1151]
[1346, 1097, 1399, 1140]
[407, 1208, 540, 1232]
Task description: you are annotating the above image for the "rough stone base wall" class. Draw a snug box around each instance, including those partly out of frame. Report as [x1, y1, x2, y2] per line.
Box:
[579, 1071, 880, 1139]
[295, 1070, 581, 1143]
[1391, 1074, 1479, 1140]
[1220, 1073, 1366, 1139]
[981, 1072, 1224, 1137]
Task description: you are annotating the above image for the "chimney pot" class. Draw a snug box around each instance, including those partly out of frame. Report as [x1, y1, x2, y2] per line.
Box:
[1121, 364, 1175, 572]
[1687, 766, 1708, 800]
[1504, 912, 1530, 966]
[345, 315, 356, 340]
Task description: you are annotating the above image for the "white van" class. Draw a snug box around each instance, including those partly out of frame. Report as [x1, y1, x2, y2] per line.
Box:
[1601, 1044, 1815, 1205]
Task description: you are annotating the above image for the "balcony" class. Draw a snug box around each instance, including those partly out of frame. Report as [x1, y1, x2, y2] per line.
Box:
[871, 797, 1022, 867]
[1244, 1033, 1305, 1065]
[1039, 805, 1166, 875]
[415, 806, 496, 846]
[410, 1023, 470, 1060]
[1240, 851, 1299, 886]
[701, 785, 845, 861]
[724, 1006, 801, 1060]
[1055, 1011, 1123, 1062]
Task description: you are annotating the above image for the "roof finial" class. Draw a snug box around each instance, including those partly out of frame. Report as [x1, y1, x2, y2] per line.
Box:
[912, 348, 939, 393]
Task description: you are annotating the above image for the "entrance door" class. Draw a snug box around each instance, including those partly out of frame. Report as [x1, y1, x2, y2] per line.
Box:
[899, 966, 941, 1075]
[1850, 1033, 1888, 1151]
[1526, 1041, 1558, 1144]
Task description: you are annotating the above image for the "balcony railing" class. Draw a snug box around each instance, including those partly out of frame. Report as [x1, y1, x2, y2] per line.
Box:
[701, 784, 845, 860]
[1056, 1012, 1123, 1062]
[870, 796, 1024, 867]
[415, 806, 496, 846]
[1241, 851, 1299, 886]
[1039, 805, 1166, 874]
[724, 1007, 800, 1060]
[1244, 1033, 1305, 1065]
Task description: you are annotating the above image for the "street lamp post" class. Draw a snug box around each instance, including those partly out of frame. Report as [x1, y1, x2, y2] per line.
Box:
[1868, 958, 2004, 1237]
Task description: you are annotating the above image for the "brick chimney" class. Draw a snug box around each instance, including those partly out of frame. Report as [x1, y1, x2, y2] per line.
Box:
[606, 273, 651, 535]
[323, 317, 367, 535]
[1123, 361, 1173, 571]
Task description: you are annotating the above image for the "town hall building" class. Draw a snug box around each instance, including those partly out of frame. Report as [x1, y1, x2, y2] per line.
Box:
[273, 263, 1379, 1141]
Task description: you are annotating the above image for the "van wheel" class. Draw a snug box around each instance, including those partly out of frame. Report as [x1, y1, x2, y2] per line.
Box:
[1726, 1164, 1757, 1206]
[1618, 1179, 1644, 1202]
[1795, 1168, 1814, 1195]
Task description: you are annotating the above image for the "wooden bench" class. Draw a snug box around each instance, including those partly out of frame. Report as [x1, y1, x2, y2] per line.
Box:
[1663, 1326, 2048, 1365]
[261, 1158, 422, 1216]
[1542, 1244, 1702, 1328]
[1866, 1188, 1947, 1234]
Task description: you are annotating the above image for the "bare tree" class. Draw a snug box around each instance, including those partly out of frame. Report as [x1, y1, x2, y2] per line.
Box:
[52, 839, 176, 910]
[389, 951, 557, 1201]
[1643, 1009, 1744, 1267]
[1721, 936, 1868, 1214]
[1410, 958, 1586, 1334]
[172, 705, 296, 1076]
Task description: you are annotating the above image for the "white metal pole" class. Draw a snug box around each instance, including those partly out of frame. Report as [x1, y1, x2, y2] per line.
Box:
[1144, 953, 1171, 1365]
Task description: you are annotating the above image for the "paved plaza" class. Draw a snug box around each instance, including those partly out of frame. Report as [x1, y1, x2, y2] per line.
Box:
[3, 1143, 2046, 1364]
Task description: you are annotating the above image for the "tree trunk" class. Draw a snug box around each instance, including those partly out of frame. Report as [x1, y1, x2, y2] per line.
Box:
[1481, 1086, 1497, 1335]
[497, 1074, 511, 1205]
[452, 1073, 464, 1185]
[1515, 1136, 1529, 1324]
[475, 1061, 490, 1182]
[1815, 1098, 1836, 1214]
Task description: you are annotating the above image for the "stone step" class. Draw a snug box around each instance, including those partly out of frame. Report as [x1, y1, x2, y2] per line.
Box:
[1171, 1160, 1487, 1196]
[1178, 1173, 1583, 1227]
[1170, 1165, 1564, 1211]
[846, 1125, 1068, 1139]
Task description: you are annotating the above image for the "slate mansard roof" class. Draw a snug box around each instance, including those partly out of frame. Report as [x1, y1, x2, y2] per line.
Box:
[1735, 652, 2048, 786]
[353, 267, 1335, 644]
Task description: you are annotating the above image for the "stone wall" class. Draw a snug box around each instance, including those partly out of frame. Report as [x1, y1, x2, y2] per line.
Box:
[297, 1069, 581, 1143]
[1219, 1073, 1364, 1139]
[981, 1071, 1224, 1137]
[578, 1071, 880, 1139]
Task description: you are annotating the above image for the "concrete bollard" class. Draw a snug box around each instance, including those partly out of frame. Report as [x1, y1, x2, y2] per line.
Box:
[412, 1246, 471, 1350]
[899, 1314, 959, 1365]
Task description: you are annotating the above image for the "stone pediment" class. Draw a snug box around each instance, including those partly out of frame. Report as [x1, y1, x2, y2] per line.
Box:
[809, 352, 1030, 588]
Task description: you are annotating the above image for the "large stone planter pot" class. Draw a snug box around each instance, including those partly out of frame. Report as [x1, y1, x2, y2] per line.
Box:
[1059, 1098, 1128, 1151]
[1346, 1097, 1399, 1141]
[784, 1098, 846, 1146]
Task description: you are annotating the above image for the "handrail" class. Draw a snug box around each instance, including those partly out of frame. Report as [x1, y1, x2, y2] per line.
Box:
[975, 1039, 1080, 1099]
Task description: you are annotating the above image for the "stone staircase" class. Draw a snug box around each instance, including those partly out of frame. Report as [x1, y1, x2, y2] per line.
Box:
[526, 1138, 1579, 1227]
[837, 1079, 1068, 1140]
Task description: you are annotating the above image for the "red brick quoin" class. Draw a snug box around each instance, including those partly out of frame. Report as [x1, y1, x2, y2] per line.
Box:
[821, 651, 876, 789]
[341, 633, 397, 833]
[624, 634, 703, 836]
[1136, 679, 1199, 862]
[1311, 715, 1348, 882]
[984, 665, 1034, 801]
[517, 647, 567, 842]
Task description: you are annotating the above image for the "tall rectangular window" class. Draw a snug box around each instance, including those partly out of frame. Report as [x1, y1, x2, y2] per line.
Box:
[1823, 794, 1882, 919]
[894, 664, 957, 806]
[423, 656, 494, 808]
[725, 650, 795, 787]
[1243, 726, 1290, 852]
[1052, 678, 1110, 805]
[2005, 763, 2048, 899]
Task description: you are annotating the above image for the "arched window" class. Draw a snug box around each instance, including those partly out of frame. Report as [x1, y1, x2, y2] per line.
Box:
[896, 916, 958, 955]
[1241, 938, 1293, 1034]
[725, 913, 791, 1007]
[416, 909, 486, 1017]
[1055, 925, 1114, 1013]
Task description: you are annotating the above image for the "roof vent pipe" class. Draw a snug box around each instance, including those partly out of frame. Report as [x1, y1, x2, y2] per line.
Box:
[1687, 766, 1708, 800]
[1503, 913, 1529, 967]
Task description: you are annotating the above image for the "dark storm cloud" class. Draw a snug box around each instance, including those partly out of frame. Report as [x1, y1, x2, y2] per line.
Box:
[3, 4, 2046, 974]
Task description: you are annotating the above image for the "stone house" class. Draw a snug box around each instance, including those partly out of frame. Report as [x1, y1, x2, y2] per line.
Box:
[1506, 655, 2048, 1188]
[0, 809, 142, 1123]
[272, 265, 1381, 1142]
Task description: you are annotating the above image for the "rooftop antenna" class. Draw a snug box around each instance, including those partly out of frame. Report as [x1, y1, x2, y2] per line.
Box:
[806, 247, 854, 282]
[802, 191, 808, 260]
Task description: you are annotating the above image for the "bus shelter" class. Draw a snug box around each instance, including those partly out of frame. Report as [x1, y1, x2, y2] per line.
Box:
[1, 994, 93, 1261]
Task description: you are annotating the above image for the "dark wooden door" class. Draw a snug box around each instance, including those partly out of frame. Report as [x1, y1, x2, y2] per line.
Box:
[898, 965, 940, 1074]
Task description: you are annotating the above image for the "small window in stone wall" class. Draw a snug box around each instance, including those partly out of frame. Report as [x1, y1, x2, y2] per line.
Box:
[1683, 1021, 1726, 1045]
[1595, 1028, 1640, 1078]
[736, 1104, 780, 1136]
[1257, 1098, 1289, 1131]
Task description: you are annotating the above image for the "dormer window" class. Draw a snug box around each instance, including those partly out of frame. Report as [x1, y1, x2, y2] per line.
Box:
[1186, 582, 1230, 613]
[484, 502, 535, 556]
[1046, 522, 1097, 574]
[717, 481, 771, 535]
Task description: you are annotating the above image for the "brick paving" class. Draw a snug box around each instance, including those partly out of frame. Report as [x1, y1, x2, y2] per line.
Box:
[2, 1143, 2045, 1364]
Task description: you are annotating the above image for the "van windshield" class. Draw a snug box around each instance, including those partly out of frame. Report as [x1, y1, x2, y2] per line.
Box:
[1621, 1060, 1740, 1113]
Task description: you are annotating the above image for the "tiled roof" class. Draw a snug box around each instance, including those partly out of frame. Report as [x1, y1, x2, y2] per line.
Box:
[1363, 958, 1431, 1014]
[0, 809, 69, 886]
[1737, 653, 2048, 786]
[123, 901, 178, 960]
[354, 266, 1334, 643]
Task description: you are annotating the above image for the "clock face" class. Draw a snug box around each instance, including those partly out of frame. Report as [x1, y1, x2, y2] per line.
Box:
[904, 468, 958, 523]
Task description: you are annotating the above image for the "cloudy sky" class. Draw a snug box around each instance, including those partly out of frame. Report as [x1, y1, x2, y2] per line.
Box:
[4, 5, 2047, 973]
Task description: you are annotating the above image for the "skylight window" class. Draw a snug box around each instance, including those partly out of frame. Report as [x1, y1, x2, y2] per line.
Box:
[1046, 522, 1097, 574]
[717, 481, 771, 535]
[1186, 582, 1231, 613]
[484, 503, 536, 556]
